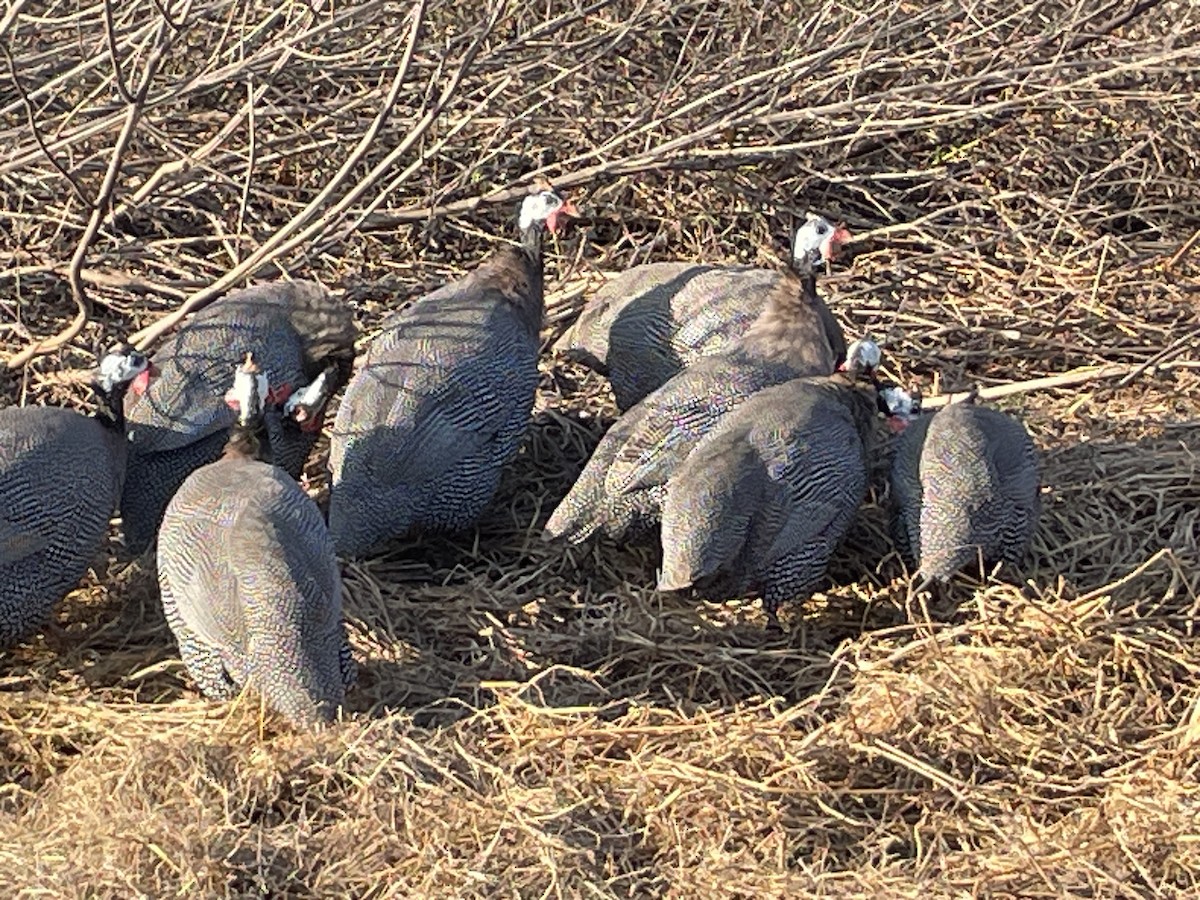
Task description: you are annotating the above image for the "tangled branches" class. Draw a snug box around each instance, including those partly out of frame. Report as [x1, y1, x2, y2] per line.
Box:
[0, 0, 1196, 370]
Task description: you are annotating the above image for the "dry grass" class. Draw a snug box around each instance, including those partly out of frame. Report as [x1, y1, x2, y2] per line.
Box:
[2, 0, 1200, 896]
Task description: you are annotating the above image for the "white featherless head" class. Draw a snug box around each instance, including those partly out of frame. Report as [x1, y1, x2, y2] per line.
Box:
[284, 369, 330, 417]
[880, 385, 920, 419]
[96, 346, 150, 392]
[519, 189, 566, 231]
[284, 368, 335, 428]
[844, 337, 882, 373]
[225, 353, 269, 425]
[792, 212, 852, 272]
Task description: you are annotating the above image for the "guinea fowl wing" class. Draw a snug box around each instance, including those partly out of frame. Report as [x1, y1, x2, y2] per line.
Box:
[235, 471, 343, 629]
[603, 357, 764, 497]
[755, 422, 866, 568]
[158, 463, 253, 650]
[988, 413, 1041, 499]
[661, 390, 865, 592]
[0, 517, 50, 566]
[554, 262, 706, 367]
[981, 410, 1041, 555]
[669, 269, 772, 353]
[658, 436, 766, 590]
[606, 396, 723, 496]
[332, 290, 535, 490]
[0, 409, 123, 570]
[541, 404, 650, 542]
[358, 362, 519, 489]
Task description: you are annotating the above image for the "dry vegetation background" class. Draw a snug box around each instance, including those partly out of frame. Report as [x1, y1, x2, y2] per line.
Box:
[1, 0, 1199, 896]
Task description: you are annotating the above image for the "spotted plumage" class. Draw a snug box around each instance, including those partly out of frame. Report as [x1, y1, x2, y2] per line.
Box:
[0, 347, 150, 646]
[121, 280, 355, 556]
[327, 183, 578, 557]
[658, 371, 886, 618]
[543, 215, 855, 544]
[157, 355, 355, 728]
[891, 394, 1041, 582]
[554, 215, 850, 410]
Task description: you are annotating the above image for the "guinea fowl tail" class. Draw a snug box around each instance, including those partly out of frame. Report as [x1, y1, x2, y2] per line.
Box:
[541, 503, 604, 544]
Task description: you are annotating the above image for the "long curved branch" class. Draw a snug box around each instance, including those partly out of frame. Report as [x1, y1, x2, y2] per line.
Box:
[6, 4, 190, 370]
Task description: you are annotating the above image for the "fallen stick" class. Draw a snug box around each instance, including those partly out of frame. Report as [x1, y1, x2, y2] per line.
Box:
[918, 359, 1199, 410]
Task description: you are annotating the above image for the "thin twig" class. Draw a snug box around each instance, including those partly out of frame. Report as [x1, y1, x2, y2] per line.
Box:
[0, 43, 90, 207]
[921, 360, 1200, 410]
[102, 0, 133, 104]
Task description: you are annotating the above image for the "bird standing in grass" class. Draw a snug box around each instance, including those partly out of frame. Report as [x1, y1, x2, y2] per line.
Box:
[121, 280, 356, 556]
[0, 346, 151, 647]
[157, 354, 355, 728]
[657, 341, 896, 622]
[890, 390, 1041, 585]
[544, 213, 853, 545]
[327, 179, 578, 557]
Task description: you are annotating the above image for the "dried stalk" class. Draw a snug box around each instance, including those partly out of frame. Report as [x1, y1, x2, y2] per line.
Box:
[920, 360, 1200, 410]
[0, 4, 1198, 897]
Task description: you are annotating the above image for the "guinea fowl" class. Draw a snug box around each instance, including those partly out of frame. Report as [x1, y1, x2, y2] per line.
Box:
[553, 213, 851, 410]
[0, 346, 151, 647]
[121, 280, 356, 556]
[327, 180, 578, 557]
[543, 213, 854, 545]
[157, 354, 355, 728]
[657, 349, 901, 623]
[890, 391, 1040, 584]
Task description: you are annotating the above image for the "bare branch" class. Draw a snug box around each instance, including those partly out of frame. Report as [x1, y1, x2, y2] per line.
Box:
[6, 4, 193, 368]
[128, 0, 430, 349]
[920, 359, 1200, 410]
[102, 0, 134, 105]
[0, 43, 91, 207]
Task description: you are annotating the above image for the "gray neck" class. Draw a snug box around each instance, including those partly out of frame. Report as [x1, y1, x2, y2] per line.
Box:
[91, 380, 129, 433]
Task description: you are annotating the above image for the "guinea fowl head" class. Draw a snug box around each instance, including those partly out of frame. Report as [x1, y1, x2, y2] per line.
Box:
[877, 382, 922, 433]
[93, 344, 154, 422]
[95, 343, 151, 392]
[283, 363, 341, 433]
[792, 213, 852, 275]
[838, 337, 882, 377]
[518, 177, 579, 237]
[223, 353, 270, 429]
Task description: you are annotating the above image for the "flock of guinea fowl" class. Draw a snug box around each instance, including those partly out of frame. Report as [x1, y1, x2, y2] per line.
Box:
[0, 179, 1040, 727]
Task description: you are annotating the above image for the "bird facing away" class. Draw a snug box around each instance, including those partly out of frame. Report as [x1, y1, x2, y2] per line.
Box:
[121, 280, 356, 556]
[543, 214, 856, 545]
[553, 213, 852, 410]
[657, 347, 895, 621]
[157, 354, 356, 728]
[327, 181, 579, 557]
[0, 346, 151, 647]
[890, 391, 1041, 583]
